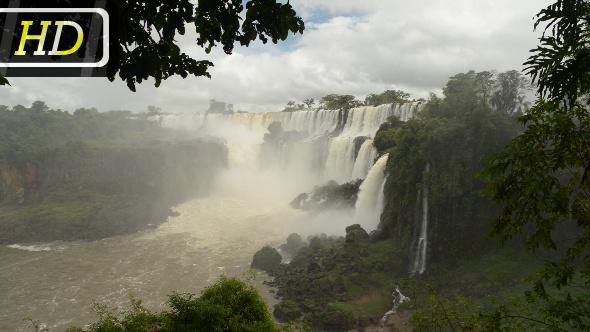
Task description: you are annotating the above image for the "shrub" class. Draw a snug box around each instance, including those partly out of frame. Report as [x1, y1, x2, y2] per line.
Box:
[274, 300, 302, 322]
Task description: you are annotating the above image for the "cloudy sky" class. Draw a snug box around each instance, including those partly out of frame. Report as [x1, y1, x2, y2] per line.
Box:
[0, 0, 551, 113]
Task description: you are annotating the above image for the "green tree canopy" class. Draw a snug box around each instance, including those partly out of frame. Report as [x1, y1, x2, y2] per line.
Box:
[364, 89, 411, 106]
[485, 0, 590, 329]
[67, 278, 278, 332]
[319, 94, 362, 111]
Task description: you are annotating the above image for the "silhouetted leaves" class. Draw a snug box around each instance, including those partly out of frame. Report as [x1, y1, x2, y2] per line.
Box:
[0, 75, 9, 86]
[486, 0, 590, 329]
[110, 0, 304, 91]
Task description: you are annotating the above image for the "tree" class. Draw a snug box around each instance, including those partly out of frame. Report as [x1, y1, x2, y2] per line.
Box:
[491, 70, 530, 114]
[303, 98, 315, 109]
[0, 0, 305, 91]
[441, 70, 530, 115]
[29, 100, 49, 113]
[146, 105, 162, 116]
[486, 0, 590, 329]
[475, 70, 495, 106]
[364, 89, 411, 106]
[67, 278, 278, 332]
[319, 94, 362, 111]
[207, 99, 233, 114]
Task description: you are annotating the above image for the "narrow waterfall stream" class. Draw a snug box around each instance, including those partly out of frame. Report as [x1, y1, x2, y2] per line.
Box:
[411, 163, 430, 275]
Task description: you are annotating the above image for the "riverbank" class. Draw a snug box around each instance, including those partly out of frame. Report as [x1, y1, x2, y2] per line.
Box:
[0, 194, 295, 331]
[0, 140, 227, 244]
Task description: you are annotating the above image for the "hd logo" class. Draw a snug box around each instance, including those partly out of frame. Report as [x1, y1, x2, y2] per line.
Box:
[14, 20, 85, 56]
[0, 7, 109, 77]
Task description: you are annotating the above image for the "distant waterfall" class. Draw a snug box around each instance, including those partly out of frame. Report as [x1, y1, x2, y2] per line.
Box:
[411, 163, 430, 275]
[352, 139, 377, 180]
[323, 103, 421, 183]
[154, 102, 423, 185]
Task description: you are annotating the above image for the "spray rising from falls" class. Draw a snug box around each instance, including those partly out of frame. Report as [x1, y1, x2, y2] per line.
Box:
[155, 102, 421, 184]
[154, 103, 422, 234]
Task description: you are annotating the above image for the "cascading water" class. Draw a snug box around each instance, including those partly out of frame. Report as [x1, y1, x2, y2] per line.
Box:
[411, 163, 430, 275]
[2, 103, 425, 331]
[351, 139, 377, 180]
[155, 102, 423, 185]
[323, 103, 421, 183]
[323, 136, 356, 183]
[355, 154, 389, 230]
[380, 287, 410, 326]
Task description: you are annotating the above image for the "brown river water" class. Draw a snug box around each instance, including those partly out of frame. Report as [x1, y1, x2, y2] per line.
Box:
[0, 194, 297, 331]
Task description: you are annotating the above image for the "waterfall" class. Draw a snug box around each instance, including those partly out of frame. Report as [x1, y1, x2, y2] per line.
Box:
[324, 136, 356, 183]
[351, 139, 377, 180]
[355, 154, 389, 230]
[323, 103, 423, 183]
[411, 163, 430, 275]
[154, 102, 423, 185]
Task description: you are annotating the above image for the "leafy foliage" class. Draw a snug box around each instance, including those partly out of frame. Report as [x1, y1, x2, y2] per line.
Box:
[364, 90, 411, 106]
[472, 0, 590, 329]
[266, 231, 405, 329]
[0, 101, 227, 243]
[376, 71, 523, 267]
[319, 94, 363, 111]
[0, 75, 10, 86]
[67, 278, 278, 332]
[524, 0, 590, 105]
[0, 0, 304, 90]
[110, 0, 304, 91]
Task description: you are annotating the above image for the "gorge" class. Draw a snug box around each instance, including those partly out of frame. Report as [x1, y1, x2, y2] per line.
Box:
[0, 71, 547, 331]
[0, 102, 422, 331]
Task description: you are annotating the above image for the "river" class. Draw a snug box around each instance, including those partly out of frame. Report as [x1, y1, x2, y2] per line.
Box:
[0, 105, 414, 331]
[0, 191, 297, 331]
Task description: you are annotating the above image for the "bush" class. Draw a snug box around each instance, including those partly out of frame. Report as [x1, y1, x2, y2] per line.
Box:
[317, 302, 355, 331]
[274, 300, 302, 322]
[67, 278, 277, 332]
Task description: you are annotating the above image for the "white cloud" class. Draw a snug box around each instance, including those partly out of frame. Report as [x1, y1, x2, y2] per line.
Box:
[0, 0, 552, 113]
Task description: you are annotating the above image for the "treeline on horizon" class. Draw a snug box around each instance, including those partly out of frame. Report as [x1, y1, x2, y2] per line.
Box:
[203, 69, 530, 115]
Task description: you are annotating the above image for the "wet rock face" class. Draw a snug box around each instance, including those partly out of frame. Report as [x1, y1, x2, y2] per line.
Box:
[345, 224, 370, 245]
[290, 179, 363, 211]
[280, 233, 305, 255]
[251, 246, 282, 273]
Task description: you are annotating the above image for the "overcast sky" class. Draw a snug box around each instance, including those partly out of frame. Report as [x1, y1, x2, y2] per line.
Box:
[0, 0, 551, 113]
